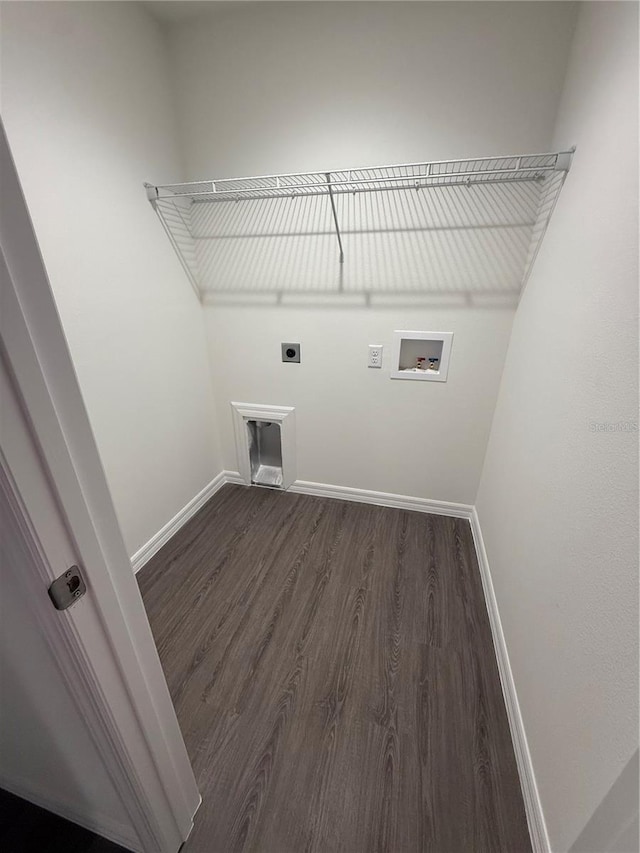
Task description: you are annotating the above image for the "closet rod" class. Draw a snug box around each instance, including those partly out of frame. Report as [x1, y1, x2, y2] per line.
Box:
[160, 165, 556, 200]
[153, 150, 572, 191]
[168, 174, 546, 204]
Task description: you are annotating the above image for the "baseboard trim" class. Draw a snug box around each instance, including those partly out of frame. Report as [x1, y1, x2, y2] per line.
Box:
[470, 508, 550, 853]
[223, 470, 473, 517]
[289, 479, 473, 518]
[131, 472, 227, 573]
[0, 773, 142, 852]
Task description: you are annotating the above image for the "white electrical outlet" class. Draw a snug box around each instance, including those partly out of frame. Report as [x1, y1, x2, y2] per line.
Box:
[368, 344, 383, 368]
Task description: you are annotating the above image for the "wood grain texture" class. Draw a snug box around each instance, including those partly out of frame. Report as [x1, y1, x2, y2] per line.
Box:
[138, 484, 531, 853]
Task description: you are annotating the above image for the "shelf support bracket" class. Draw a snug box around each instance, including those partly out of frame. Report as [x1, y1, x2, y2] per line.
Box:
[326, 173, 345, 264]
[554, 148, 575, 172]
[144, 182, 159, 209]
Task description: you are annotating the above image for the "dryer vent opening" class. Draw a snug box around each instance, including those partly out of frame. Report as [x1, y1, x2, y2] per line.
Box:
[247, 420, 283, 488]
[231, 403, 296, 490]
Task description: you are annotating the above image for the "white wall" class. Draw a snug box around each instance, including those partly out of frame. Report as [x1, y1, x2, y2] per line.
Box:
[207, 302, 515, 503]
[570, 749, 638, 853]
[475, 3, 639, 850]
[166, 1, 577, 502]
[0, 1, 222, 556]
[169, 1, 577, 179]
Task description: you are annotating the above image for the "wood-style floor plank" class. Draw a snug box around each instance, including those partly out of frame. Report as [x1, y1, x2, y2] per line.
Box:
[138, 484, 531, 853]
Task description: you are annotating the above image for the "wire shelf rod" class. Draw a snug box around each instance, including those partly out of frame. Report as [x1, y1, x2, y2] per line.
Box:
[158, 168, 556, 200]
[151, 149, 572, 194]
[182, 173, 547, 204]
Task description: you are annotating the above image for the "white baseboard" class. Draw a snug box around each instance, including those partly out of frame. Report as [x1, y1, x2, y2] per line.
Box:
[131, 472, 227, 573]
[470, 508, 550, 853]
[0, 772, 142, 852]
[289, 479, 473, 518]
[224, 470, 473, 517]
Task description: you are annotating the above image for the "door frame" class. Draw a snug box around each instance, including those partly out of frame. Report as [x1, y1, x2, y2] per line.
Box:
[0, 122, 200, 851]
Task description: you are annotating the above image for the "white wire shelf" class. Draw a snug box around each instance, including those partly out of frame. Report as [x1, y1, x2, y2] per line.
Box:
[145, 150, 573, 299]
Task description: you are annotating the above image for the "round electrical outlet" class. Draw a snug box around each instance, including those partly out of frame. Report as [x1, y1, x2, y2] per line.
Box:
[281, 343, 301, 363]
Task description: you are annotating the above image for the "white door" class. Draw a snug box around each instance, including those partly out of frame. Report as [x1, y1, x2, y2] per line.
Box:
[0, 355, 143, 849]
[0, 121, 200, 852]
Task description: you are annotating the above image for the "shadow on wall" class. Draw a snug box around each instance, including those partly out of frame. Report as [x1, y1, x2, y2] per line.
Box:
[570, 750, 639, 853]
[155, 176, 563, 307]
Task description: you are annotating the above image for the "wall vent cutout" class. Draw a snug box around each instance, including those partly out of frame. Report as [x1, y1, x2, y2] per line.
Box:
[231, 402, 296, 489]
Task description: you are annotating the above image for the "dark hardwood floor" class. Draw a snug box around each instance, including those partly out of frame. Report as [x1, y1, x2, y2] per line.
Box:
[138, 484, 531, 853]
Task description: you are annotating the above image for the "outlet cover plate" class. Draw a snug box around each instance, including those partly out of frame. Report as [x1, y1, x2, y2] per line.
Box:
[368, 344, 383, 368]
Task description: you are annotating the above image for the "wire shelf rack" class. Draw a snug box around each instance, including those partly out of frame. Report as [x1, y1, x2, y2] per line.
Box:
[145, 150, 573, 299]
